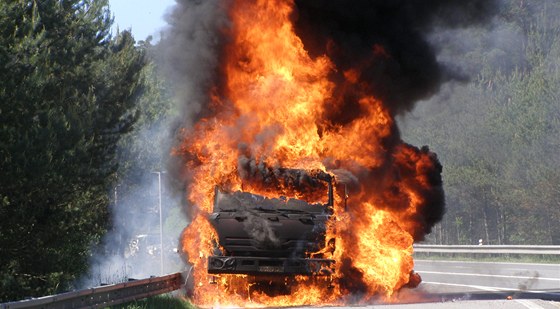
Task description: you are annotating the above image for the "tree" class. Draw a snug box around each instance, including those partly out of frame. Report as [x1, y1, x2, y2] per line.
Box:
[400, 0, 560, 245]
[0, 0, 146, 301]
[104, 37, 180, 261]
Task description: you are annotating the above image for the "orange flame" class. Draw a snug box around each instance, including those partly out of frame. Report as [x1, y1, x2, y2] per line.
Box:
[176, 0, 441, 306]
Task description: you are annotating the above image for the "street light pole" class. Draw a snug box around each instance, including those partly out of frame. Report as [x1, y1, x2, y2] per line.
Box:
[152, 171, 164, 275]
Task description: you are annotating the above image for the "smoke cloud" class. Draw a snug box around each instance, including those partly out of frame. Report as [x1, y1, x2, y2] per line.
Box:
[79, 122, 187, 288]
[164, 0, 230, 127]
[292, 0, 499, 116]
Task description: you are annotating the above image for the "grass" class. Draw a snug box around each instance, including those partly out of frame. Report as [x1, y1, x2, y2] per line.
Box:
[107, 294, 196, 309]
[413, 253, 560, 264]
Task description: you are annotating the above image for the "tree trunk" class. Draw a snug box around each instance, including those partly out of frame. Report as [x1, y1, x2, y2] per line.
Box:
[482, 206, 490, 245]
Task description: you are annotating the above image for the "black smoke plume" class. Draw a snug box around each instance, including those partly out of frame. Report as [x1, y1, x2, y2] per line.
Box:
[292, 0, 499, 116]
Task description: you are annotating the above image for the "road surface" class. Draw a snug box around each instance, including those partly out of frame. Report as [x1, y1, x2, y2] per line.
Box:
[310, 260, 560, 309]
[414, 259, 560, 293]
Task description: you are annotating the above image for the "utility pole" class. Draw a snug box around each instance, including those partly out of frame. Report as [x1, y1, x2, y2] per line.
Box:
[152, 171, 165, 275]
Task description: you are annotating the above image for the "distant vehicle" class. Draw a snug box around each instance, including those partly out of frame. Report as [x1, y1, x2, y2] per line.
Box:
[126, 234, 161, 258]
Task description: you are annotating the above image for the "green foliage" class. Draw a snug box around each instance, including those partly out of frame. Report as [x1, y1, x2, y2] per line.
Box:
[116, 38, 177, 181]
[106, 37, 180, 251]
[107, 294, 195, 309]
[401, 0, 560, 246]
[0, 0, 146, 301]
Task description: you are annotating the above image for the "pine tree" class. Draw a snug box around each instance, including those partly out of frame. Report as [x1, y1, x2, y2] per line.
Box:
[0, 0, 146, 301]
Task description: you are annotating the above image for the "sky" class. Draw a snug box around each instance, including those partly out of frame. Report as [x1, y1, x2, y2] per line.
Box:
[108, 0, 176, 40]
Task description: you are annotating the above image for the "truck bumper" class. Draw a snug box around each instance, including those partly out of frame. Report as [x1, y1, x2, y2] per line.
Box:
[208, 256, 334, 275]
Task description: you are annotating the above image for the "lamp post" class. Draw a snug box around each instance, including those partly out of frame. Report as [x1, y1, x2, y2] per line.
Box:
[152, 171, 166, 275]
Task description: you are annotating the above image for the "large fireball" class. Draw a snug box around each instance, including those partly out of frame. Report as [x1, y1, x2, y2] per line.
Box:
[173, 0, 444, 306]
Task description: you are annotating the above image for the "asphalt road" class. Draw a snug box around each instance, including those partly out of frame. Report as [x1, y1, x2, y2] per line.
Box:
[414, 259, 560, 293]
[318, 299, 560, 309]
[314, 260, 560, 309]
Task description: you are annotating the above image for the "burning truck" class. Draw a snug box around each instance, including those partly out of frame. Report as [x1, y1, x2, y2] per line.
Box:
[204, 167, 427, 297]
[207, 169, 336, 277]
[167, 0, 496, 306]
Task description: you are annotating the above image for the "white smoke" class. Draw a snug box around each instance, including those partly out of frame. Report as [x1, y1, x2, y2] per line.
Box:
[78, 117, 188, 287]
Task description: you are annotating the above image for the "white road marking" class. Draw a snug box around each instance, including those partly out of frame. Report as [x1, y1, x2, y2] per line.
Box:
[419, 271, 560, 281]
[422, 281, 550, 293]
[515, 299, 546, 309]
[422, 281, 504, 291]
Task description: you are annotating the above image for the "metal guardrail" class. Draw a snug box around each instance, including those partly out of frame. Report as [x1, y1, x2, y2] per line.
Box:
[2, 246, 556, 308]
[414, 244, 560, 255]
[0, 272, 183, 309]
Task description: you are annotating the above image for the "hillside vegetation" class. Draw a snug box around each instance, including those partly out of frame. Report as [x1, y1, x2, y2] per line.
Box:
[400, 0, 560, 246]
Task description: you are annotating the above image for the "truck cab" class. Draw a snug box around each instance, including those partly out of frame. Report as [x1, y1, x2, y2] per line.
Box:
[207, 169, 335, 276]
